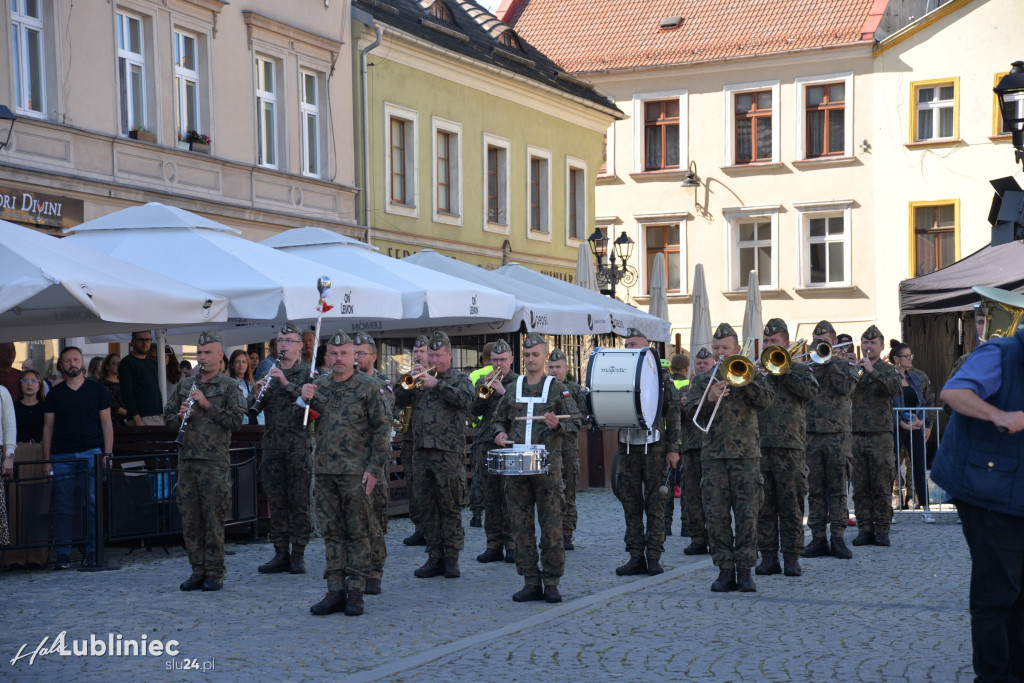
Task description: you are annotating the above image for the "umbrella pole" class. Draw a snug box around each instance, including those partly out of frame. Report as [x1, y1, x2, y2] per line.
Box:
[157, 329, 168, 406]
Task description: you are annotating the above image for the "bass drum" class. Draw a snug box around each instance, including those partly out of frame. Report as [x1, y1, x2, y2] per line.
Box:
[585, 347, 663, 430]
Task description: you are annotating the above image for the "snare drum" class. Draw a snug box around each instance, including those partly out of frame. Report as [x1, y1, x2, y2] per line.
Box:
[486, 445, 549, 476]
[585, 347, 663, 430]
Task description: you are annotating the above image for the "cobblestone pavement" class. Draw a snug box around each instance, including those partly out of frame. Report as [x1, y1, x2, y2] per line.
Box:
[1, 488, 973, 681]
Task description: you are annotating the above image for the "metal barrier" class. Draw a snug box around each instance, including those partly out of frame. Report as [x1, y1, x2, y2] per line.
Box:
[891, 406, 951, 515]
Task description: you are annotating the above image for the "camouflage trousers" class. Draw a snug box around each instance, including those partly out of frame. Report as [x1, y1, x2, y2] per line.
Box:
[680, 449, 706, 543]
[177, 459, 231, 578]
[414, 448, 466, 560]
[701, 458, 763, 569]
[805, 432, 851, 539]
[477, 446, 514, 553]
[507, 453, 564, 586]
[561, 436, 580, 537]
[852, 431, 896, 534]
[615, 442, 668, 560]
[368, 459, 390, 580]
[468, 441, 486, 512]
[401, 436, 423, 530]
[758, 448, 808, 556]
[314, 473, 371, 592]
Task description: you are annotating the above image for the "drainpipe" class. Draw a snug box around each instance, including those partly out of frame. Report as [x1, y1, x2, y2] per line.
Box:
[360, 23, 383, 240]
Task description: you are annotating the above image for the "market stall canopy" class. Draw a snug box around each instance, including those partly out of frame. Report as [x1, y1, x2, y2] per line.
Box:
[0, 219, 228, 343]
[495, 263, 672, 342]
[403, 250, 608, 336]
[899, 241, 1024, 318]
[261, 227, 516, 330]
[64, 203, 403, 343]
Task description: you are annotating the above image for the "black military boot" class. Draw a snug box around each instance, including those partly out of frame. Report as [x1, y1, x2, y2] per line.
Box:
[512, 583, 544, 602]
[830, 535, 853, 559]
[683, 541, 709, 556]
[615, 554, 648, 576]
[290, 544, 307, 574]
[414, 557, 445, 578]
[851, 529, 876, 546]
[444, 557, 461, 578]
[543, 585, 563, 603]
[469, 510, 483, 527]
[477, 547, 504, 563]
[736, 568, 757, 592]
[310, 590, 346, 615]
[563, 534, 575, 551]
[344, 591, 364, 616]
[403, 530, 426, 546]
[783, 555, 803, 577]
[646, 554, 664, 576]
[364, 578, 382, 595]
[504, 548, 516, 563]
[258, 547, 290, 574]
[874, 532, 892, 546]
[710, 566, 737, 592]
[201, 575, 223, 591]
[803, 537, 829, 558]
[179, 574, 205, 591]
[754, 554, 782, 576]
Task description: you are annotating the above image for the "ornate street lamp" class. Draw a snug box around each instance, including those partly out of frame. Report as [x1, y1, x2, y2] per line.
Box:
[588, 228, 636, 298]
[994, 61, 1024, 169]
[0, 105, 17, 151]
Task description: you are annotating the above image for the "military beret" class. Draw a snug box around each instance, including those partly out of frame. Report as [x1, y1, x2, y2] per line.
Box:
[353, 332, 375, 347]
[713, 322, 737, 340]
[813, 320, 835, 337]
[492, 339, 512, 355]
[197, 330, 222, 346]
[428, 330, 451, 351]
[327, 331, 354, 346]
[523, 331, 546, 349]
[764, 318, 788, 336]
[861, 324, 884, 341]
[548, 348, 567, 362]
[413, 335, 429, 348]
[279, 321, 302, 336]
[695, 347, 713, 359]
[622, 327, 647, 340]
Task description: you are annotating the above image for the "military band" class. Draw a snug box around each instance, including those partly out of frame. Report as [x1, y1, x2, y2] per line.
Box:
[546, 347, 588, 550]
[680, 348, 714, 556]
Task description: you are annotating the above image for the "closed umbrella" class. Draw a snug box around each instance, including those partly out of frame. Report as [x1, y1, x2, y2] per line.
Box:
[690, 263, 712, 374]
[575, 243, 598, 292]
[741, 269, 763, 356]
[648, 253, 669, 321]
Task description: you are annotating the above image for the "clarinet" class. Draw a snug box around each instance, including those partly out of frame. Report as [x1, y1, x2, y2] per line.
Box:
[174, 364, 203, 447]
[249, 352, 284, 418]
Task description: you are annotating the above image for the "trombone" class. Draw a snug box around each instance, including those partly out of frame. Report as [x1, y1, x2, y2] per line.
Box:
[400, 366, 436, 390]
[476, 368, 505, 399]
[796, 340, 852, 365]
[692, 340, 757, 433]
[758, 339, 805, 375]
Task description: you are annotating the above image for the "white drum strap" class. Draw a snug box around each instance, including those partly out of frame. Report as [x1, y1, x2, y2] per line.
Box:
[516, 375, 553, 447]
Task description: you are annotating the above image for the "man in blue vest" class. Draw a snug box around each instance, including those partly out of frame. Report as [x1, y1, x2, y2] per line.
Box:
[932, 291, 1024, 683]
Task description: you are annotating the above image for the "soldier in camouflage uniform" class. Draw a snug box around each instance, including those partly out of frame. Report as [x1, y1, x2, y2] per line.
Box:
[755, 319, 818, 578]
[614, 329, 680, 578]
[493, 332, 581, 603]
[300, 332, 390, 617]
[686, 323, 774, 593]
[804, 320, 858, 560]
[664, 353, 690, 536]
[250, 322, 314, 575]
[401, 335, 430, 546]
[547, 347, 588, 550]
[850, 325, 902, 547]
[681, 348, 714, 555]
[471, 339, 518, 563]
[394, 330, 475, 579]
[354, 333, 395, 595]
[467, 341, 496, 526]
[164, 331, 245, 592]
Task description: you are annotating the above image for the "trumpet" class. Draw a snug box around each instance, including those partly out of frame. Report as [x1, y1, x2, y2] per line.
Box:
[400, 366, 437, 390]
[692, 340, 757, 433]
[174, 364, 203, 447]
[476, 369, 505, 399]
[758, 339, 805, 375]
[249, 351, 283, 417]
[797, 340, 852, 365]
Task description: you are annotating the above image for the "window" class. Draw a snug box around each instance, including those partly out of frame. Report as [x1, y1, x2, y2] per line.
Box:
[646, 224, 681, 293]
[11, 0, 46, 116]
[300, 70, 320, 176]
[911, 201, 959, 276]
[994, 72, 1024, 136]
[644, 100, 679, 170]
[526, 146, 550, 235]
[390, 118, 409, 202]
[117, 11, 147, 135]
[497, 30, 521, 50]
[912, 79, 958, 142]
[795, 73, 853, 160]
[173, 31, 199, 139]
[724, 81, 779, 165]
[384, 103, 418, 217]
[255, 57, 278, 168]
[725, 207, 779, 289]
[796, 202, 853, 287]
[428, 1, 453, 22]
[431, 117, 461, 225]
[599, 123, 615, 177]
[482, 133, 509, 231]
[566, 156, 586, 242]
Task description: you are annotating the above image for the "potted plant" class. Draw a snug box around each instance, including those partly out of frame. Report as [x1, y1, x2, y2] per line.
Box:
[183, 130, 211, 154]
[128, 126, 156, 143]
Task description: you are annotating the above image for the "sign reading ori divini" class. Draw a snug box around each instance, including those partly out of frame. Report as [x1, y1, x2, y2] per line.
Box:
[0, 188, 85, 228]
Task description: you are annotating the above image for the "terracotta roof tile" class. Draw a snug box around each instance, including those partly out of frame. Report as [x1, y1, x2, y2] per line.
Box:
[505, 0, 880, 74]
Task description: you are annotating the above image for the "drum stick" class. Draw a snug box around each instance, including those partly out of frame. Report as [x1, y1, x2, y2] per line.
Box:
[514, 414, 571, 421]
[659, 467, 674, 496]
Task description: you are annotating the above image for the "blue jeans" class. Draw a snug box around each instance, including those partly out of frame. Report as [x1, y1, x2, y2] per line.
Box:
[51, 449, 99, 555]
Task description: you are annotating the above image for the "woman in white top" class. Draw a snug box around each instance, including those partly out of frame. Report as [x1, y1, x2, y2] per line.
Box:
[229, 349, 263, 425]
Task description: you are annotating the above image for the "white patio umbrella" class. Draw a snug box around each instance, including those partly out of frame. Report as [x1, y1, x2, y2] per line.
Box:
[261, 227, 516, 330]
[741, 269, 763, 356]
[648, 253, 669, 321]
[575, 243, 599, 292]
[689, 263, 713, 374]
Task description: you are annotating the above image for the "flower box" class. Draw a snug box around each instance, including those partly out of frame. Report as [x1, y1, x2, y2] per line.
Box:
[189, 141, 211, 154]
[128, 130, 156, 143]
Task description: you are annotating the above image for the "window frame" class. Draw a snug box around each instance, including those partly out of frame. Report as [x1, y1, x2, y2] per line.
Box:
[172, 29, 201, 141]
[431, 116, 462, 226]
[795, 200, 853, 288]
[565, 155, 587, 245]
[642, 221, 685, 295]
[299, 69, 322, 177]
[598, 123, 615, 178]
[910, 78, 959, 144]
[908, 199, 960, 277]
[794, 72, 854, 160]
[10, 0, 47, 118]
[116, 9, 149, 136]
[482, 132, 510, 234]
[724, 206, 780, 290]
[631, 89, 688, 174]
[254, 55, 280, 168]
[383, 102, 419, 218]
[525, 145, 552, 240]
[723, 80, 780, 166]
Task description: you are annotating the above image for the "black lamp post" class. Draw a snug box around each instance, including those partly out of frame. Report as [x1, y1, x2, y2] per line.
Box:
[994, 61, 1024, 169]
[0, 105, 17, 151]
[587, 228, 637, 298]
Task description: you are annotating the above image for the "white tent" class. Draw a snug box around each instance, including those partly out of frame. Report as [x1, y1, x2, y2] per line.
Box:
[261, 227, 516, 331]
[0, 219, 228, 343]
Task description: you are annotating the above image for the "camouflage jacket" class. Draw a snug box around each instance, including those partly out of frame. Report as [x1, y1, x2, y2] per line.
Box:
[491, 376, 581, 451]
[307, 371, 390, 477]
[679, 382, 707, 452]
[758, 361, 819, 449]
[687, 367, 774, 460]
[471, 371, 520, 448]
[805, 359, 858, 434]
[560, 379, 588, 444]
[163, 374, 245, 462]
[250, 360, 312, 450]
[851, 359, 902, 433]
[363, 370, 396, 422]
[658, 369, 682, 448]
[394, 366, 475, 452]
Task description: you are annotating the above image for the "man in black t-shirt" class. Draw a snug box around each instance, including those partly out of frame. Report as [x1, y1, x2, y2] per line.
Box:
[43, 346, 113, 569]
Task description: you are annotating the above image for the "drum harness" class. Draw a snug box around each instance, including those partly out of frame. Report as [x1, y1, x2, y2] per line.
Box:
[515, 375, 555, 447]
